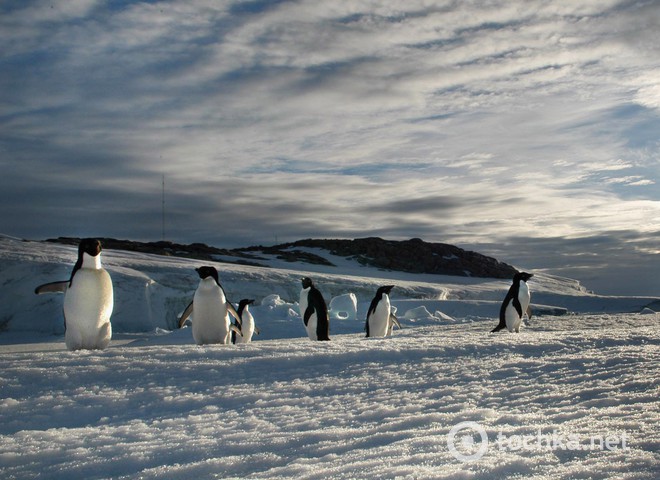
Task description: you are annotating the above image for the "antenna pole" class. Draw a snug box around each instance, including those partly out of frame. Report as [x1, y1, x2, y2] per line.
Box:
[161, 174, 165, 241]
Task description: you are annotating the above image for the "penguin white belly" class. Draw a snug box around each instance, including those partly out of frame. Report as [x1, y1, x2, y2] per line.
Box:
[305, 313, 318, 340]
[63, 269, 113, 350]
[519, 282, 531, 313]
[299, 287, 317, 340]
[235, 311, 254, 344]
[192, 287, 230, 345]
[504, 303, 521, 333]
[368, 296, 391, 337]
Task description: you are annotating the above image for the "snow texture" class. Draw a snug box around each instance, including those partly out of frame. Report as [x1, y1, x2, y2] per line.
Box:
[0, 236, 658, 479]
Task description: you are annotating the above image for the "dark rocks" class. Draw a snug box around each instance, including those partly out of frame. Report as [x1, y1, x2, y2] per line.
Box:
[242, 246, 334, 266]
[44, 237, 263, 265]
[258, 237, 518, 279]
[45, 236, 518, 279]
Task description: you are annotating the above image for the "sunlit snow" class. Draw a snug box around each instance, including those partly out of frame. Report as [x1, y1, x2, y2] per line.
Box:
[0, 236, 658, 479]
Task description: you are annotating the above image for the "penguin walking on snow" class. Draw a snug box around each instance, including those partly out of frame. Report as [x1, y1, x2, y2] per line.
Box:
[178, 266, 242, 345]
[35, 238, 113, 350]
[365, 285, 401, 337]
[491, 272, 533, 333]
[232, 299, 260, 344]
[299, 277, 330, 341]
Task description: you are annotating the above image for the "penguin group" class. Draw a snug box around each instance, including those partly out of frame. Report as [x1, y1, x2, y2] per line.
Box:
[35, 238, 533, 350]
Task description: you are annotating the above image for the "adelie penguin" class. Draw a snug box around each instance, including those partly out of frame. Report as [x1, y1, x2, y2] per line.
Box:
[491, 272, 533, 333]
[231, 299, 260, 344]
[34, 238, 113, 350]
[299, 277, 330, 341]
[365, 285, 401, 337]
[178, 266, 242, 345]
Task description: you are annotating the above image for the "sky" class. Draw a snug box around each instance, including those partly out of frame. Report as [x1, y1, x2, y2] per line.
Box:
[1, 0, 659, 295]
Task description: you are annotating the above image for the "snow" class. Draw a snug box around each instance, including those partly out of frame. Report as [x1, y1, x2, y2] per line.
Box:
[1, 236, 658, 479]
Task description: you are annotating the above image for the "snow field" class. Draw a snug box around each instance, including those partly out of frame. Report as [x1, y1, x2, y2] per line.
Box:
[1, 315, 658, 479]
[0, 236, 658, 478]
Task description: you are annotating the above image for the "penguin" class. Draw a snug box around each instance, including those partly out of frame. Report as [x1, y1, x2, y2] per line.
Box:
[232, 299, 260, 344]
[34, 238, 113, 350]
[365, 285, 400, 337]
[178, 266, 242, 345]
[299, 277, 330, 341]
[491, 272, 533, 333]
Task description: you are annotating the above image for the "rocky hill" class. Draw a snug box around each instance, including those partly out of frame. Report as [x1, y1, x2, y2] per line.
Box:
[45, 236, 519, 279]
[241, 237, 518, 279]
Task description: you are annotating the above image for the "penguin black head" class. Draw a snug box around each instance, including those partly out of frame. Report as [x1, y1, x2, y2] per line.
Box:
[301, 277, 314, 289]
[378, 285, 395, 295]
[514, 272, 533, 283]
[237, 298, 254, 317]
[196, 266, 219, 284]
[79, 238, 102, 257]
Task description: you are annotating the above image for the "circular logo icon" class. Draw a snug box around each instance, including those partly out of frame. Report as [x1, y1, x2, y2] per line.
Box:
[447, 421, 489, 461]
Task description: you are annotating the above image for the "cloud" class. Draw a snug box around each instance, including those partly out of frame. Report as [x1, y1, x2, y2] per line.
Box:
[472, 228, 660, 295]
[1, 0, 659, 294]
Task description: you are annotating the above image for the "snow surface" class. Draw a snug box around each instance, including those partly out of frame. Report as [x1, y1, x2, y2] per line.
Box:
[1, 236, 658, 479]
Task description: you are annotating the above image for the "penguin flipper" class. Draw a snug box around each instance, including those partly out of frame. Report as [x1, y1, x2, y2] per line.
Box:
[254, 326, 261, 335]
[512, 298, 523, 318]
[230, 323, 243, 337]
[390, 314, 401, 329]
[178, 301, 194, 328]
[34, 281, 68, 295]
[226, 302, 242, 326]
[314, 307, 330, 341]
[303, 305, 315, 326]
[315, 307, 330, 341]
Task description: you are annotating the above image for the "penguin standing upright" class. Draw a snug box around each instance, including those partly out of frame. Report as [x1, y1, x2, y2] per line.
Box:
[35, 238, 113, 350]
[299, 277, 330, 341]
[365, 285, 400, 338]
[491, 272, 533, 333]
[178, 266, 242, 345]
[232, 299, 259, 344]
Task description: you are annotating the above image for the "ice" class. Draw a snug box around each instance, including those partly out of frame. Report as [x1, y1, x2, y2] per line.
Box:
[329, 293, 358, 321]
